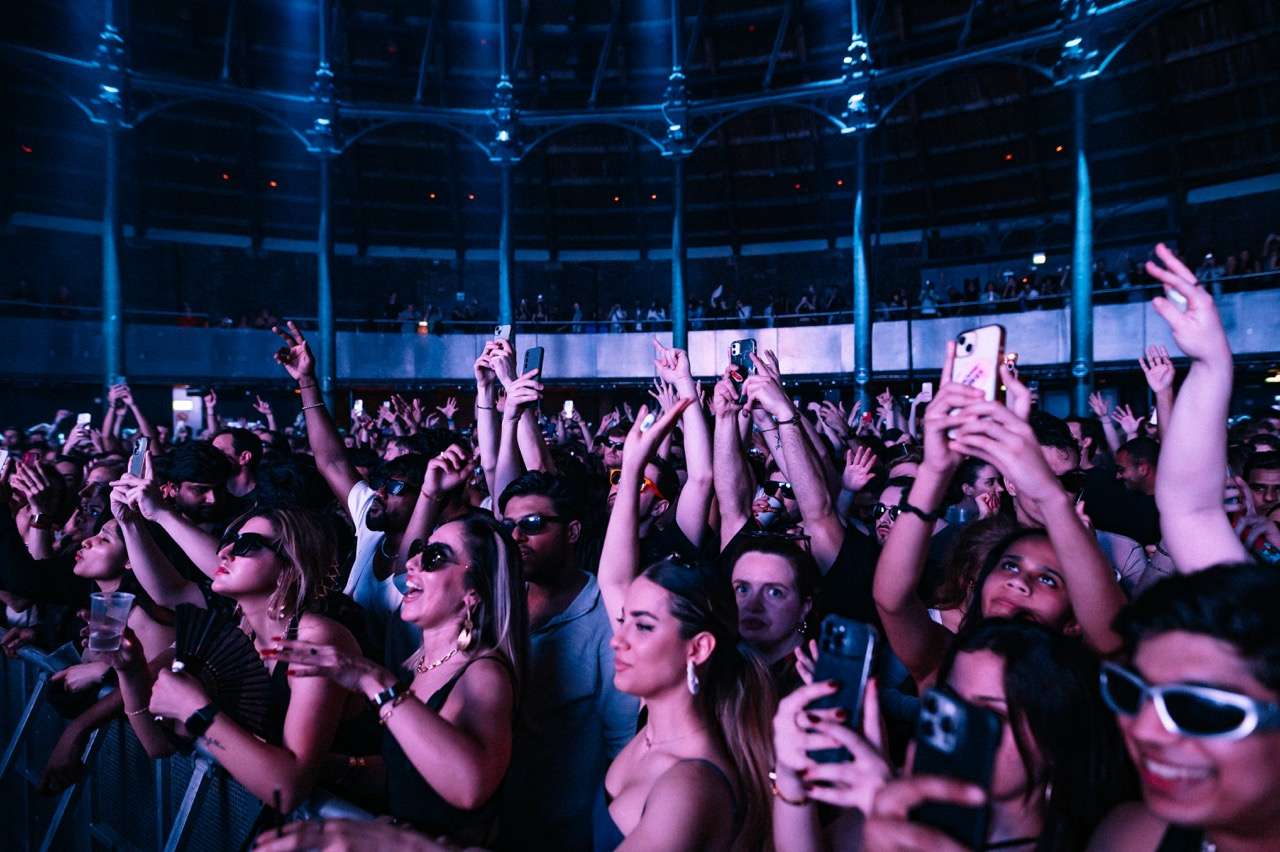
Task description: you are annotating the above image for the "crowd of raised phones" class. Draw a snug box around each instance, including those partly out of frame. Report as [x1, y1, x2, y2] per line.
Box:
[2, 242, 1278, 852]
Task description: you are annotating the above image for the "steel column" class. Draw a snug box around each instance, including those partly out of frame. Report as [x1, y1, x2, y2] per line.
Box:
[671, 157, 688, 349]
[1070, 83, 1093, 415]
[498, 165, 514, 325]
[852, 134, 870, 408]
[317, 157, 336, 411]
[102, 126, 123, 391]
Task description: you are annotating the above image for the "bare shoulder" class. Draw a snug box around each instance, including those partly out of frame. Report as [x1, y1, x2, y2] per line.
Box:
[295, 612, 359, 651]
[649, 758, 736, 811]
[1087, 801, 1167, 852]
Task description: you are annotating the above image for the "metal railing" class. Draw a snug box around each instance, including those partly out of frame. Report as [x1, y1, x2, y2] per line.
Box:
[0, 646, 370, 852]
[4, 269, 1274, 336]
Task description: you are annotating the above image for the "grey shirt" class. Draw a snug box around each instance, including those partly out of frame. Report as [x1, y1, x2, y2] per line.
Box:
[499, 573, 639, 851]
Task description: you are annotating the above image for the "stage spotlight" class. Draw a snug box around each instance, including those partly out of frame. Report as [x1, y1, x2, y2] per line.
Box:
[836, 179, 844, 187]
[612, 195, 621, 204]
[20, 144, 33, 154]
[221, 172, 231, 182]
[467, 193, 476, 201]
[1055, 145, 1064, 153]
[429, 192, 437, 200]
[1004, 153, 1014, 161]
[1033, 252, 1047, 266]
[650, 193, 657, 201]
[268, 179, 279, 188]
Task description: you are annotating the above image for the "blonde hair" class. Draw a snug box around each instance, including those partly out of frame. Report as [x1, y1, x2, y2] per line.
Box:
[226, 507, 339, 620]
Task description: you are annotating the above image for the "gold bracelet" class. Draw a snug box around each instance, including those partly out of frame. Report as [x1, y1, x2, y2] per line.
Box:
[378, 692, 409, 726]
[125, 706, 150, 718]
[301, 402, 326, 412]
[768, 770, 808, 806]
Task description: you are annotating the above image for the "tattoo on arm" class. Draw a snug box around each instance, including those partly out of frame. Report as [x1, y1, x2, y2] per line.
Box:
[201, 735, 226, 752]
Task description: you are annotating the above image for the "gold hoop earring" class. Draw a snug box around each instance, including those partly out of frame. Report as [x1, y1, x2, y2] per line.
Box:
[457, 607, 476, 652]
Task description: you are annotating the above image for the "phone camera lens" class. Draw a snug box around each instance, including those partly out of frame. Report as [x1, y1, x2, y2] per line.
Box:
[924, 695, 938, 713]
[921, 720, 936, 739]
[940, 715, 956, 734]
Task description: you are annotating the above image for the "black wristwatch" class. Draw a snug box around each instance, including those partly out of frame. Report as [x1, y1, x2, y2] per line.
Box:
[184, 704, 219, 738]
[370, 678, 411, 711]
[896, 494, 942, 523]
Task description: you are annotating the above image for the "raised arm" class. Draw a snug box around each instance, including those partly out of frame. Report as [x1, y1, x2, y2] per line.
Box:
[743, 352, 844, 571]
[200, 390, 221, 440]
[599, 401, 692, 628]
[653, 339, 714, 549]
[399, 445, 471, 568]
[1088, 392, 1123, 455]
[711, 370, 753, 550]
[1138, 345, 1176, 441]
[472, 342, 503, 501]
[272, 322, 361, 512]
[1144, 242, 1249, 570]
[951, 399, 1125, 656]
[252, 395, 277, 434]
[493, 368, 542, 516]
[110, 478, 205, 609]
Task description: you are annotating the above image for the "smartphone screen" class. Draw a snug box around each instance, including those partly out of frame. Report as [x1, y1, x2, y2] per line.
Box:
[806, 616, 876, 763]
[951, 325, 1006, 401]
[918, 382, 934, 403]
[910, 688, 1002, 848]
[76, 412, 92, 426]
[0, 449, 10, 479]
[563, 400, 574, 417]
[353, 399, 364, 416]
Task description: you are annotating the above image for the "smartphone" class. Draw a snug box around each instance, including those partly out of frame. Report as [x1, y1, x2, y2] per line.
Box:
[76, 412, 92, 426]
[806, 616, 876, 764]
[918, 382, 934, 403]
[910, 688, 1003, 849]
[523, 346, 545, 377]
[729, 339, 757, 403]
[353, 399, 364, 416]
[563, 400, 575, 418]
[823, 388, 842, 404]
[640, 412, 657, 432]
[129, 437, 150, 478]
[494, 324, 512, 341]
[951, 325, 1006, 401]
[0, 449, 10, 479]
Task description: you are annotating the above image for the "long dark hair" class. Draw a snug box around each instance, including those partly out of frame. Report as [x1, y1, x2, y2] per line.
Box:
[937, 619, 1136, 852]
[931, 514, 1020, 612]
[641, 558, 775, 850]
[959, 527, 1053, 631]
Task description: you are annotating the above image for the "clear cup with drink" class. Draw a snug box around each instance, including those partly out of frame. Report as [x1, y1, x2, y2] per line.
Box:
[88, 591, 135, 653]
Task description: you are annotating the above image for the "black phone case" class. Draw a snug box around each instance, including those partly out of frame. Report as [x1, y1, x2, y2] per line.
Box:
[806, 616, 875, 764]
[910, 688, 1002, 849]
[523, 347, 545, 376]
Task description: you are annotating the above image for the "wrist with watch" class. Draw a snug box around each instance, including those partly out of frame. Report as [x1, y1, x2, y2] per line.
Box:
[184, 703, 219, 738]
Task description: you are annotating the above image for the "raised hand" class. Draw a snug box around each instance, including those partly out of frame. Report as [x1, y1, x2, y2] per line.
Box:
[647, 379, 680, 415]
[919, 341, 983, 475]
[263, 638, 390, 695]
[863, 777, 985, 852]
[1001, 362, 1034, 421]
[202, 389, 218, 411]
[621, 400, 693, 472]
[1139, 344, 1175, 394]
[252, 395, 273, 416]
[1087, 391, 1110, 419]
[1111, 404, 1141, 438]
[1146, 242, 1231, 365]
[651, 337, 694, 385]
[271, 322, 316, 382]
[107, 383, 129, 410]
[503, 369, 544, 421]
[436, 396, 459, 421]
[842, 445, 879, 493]
[948, 401, 1064, 506]
[847, 399, 864, 429]
[422, 444, 472, 499]
[709, 368, 743, 419]
[12, 462, 56, 516]
[742, 350, 794, 421]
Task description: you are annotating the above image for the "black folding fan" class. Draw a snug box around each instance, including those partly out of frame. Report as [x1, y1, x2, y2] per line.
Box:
[174, 604, 272, 739]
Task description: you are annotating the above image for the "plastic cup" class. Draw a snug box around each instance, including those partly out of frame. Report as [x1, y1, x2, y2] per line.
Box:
[88, 591, 134, 653]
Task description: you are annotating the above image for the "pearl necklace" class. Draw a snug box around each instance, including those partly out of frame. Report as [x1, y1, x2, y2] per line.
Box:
[415, 646, 459, 674]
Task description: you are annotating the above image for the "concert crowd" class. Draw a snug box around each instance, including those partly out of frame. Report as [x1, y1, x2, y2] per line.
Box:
[2, 242, 1278, 852]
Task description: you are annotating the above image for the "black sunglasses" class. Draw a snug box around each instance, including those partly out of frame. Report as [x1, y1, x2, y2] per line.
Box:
[407, 540, 453, 571]
[604, 438, 626, 450]
[872, 503, 901, 522]
[219, 531, 286, 558]
[368, 476, 413, 496]
[500, 513, 564, 535]
[762, 480, 796, 500]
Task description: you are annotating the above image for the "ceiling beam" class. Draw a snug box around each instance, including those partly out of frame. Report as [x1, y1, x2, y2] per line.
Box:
[762, 0, 795, 90]
[414, 0, 440, 103]
[588, 1, 621, 108]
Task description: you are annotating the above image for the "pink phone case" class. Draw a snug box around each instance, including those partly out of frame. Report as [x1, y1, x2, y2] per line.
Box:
[951, 325, 1005, 401]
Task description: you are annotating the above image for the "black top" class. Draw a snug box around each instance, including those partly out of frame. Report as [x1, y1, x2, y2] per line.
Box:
[591, 758, 740, 852]
[385, 654, 514, 845]
[1155, 825, 1205, 852]
[818, 528, 881, 626]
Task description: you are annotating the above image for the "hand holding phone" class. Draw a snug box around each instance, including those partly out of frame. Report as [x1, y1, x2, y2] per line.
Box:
[806, 616, 876, 763]
[909, 688, 1002, 849]
[951, 325, 1005, 401]
[523, 346, 545, 377]
[729, 339, 757, 404]
[129, 437, 150, 478]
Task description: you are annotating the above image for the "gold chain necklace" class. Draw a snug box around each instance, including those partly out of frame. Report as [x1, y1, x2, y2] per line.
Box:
[415, 646, 459, 674]
[642, 725, 705, 750]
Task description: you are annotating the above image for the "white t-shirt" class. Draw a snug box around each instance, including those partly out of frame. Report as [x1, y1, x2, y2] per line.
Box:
[344, 480, 403, 618]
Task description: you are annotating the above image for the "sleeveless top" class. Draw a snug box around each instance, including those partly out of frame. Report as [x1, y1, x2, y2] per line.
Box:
[384, 654, 514, 846]
[591, 758, 741, 852]
[1155, 825, 1205, 852]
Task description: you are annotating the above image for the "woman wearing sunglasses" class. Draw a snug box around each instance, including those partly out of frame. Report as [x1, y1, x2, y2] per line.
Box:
[108, 505, 366, 817]
[1090, 563, 1280, 852]
[264, 510, 528, 846]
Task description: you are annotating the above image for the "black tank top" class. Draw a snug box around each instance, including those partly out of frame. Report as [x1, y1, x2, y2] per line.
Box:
[383, 654, 514, 846]
[1155, 825, 1205, 852]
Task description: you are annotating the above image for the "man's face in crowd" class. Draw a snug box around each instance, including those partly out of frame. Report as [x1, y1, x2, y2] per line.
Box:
[1248, 468, 1280, 515]
[873, 483, 905, 544]
[503, 493, 576, 584]
[601, 433, 626, 469]
[1114, 450, 1150, 493]
[366, 475, 419, 532]
[174, 480, 229, 523]
[1041, 444, 1079, 477]
[3, 429, 19, 449]
[608, 462, 669, 522]
[53, 459, 83, 493]
[211, 433, 246, 471]
[1118, 631, 1280, 837]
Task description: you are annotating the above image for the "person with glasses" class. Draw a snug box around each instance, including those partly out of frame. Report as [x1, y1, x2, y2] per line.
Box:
[1090, 563, 1280, 851]
[265, 510, 528, 846]
[494, 470, 638, 851]
[772, 619, 1133, 852]
[107, 506, 366, 818]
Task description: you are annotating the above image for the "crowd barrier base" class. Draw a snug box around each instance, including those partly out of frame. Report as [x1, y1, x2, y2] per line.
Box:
[1, 646, 371, 851]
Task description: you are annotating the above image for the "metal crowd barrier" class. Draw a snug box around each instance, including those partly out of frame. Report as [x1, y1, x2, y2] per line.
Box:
[0, 645, 372, 852]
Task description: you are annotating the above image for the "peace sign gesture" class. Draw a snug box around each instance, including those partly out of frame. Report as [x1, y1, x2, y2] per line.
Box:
[271, 322, 316, 382]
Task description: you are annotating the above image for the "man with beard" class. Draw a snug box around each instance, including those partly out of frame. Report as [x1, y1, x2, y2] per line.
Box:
[496, 471, 637, 851]
[154, 443, 237, 533]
